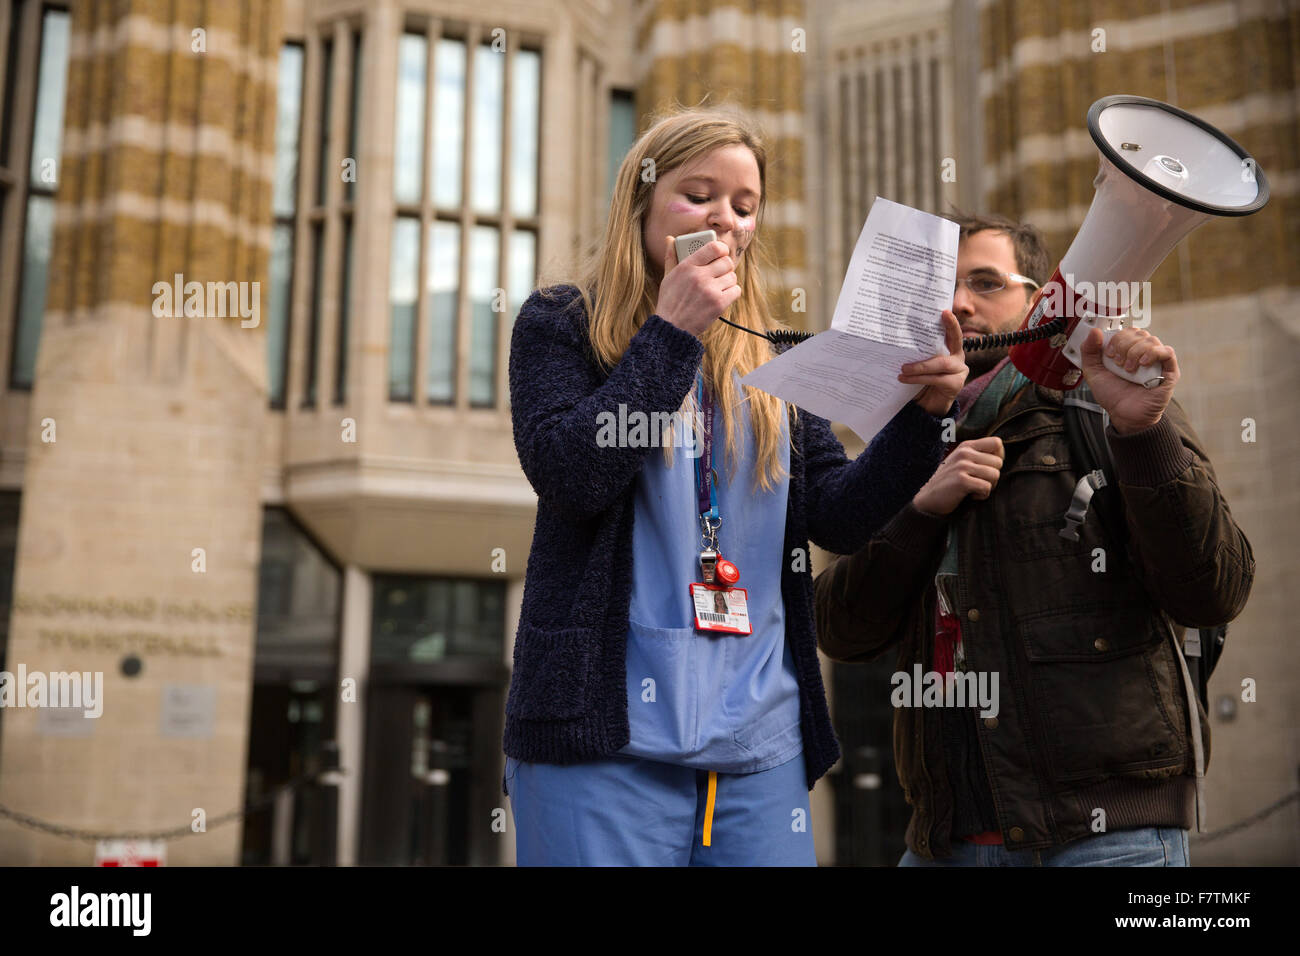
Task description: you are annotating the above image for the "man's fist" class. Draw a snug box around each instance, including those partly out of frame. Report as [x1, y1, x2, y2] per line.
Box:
[1079, 326, 1180, 435]
[913, 436, 1005, 516]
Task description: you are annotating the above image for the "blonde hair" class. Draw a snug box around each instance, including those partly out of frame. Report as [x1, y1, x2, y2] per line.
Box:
[540, 105, 797, 492]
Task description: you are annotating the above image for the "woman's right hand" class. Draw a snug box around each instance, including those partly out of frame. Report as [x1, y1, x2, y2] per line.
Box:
[654, 237, 741, 337]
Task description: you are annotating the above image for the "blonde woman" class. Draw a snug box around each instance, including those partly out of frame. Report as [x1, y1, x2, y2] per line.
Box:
[503, 107, 966, 865]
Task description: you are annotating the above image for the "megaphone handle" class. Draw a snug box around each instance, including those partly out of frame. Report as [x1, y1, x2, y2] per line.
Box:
[1100, 327, 1164, 389]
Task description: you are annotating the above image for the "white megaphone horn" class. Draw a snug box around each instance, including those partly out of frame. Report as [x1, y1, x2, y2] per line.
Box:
[1004, 94, 1270, 390]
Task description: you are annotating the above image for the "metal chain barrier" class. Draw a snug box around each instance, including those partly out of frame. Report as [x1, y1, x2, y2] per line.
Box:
[2, 766, 1291, 850]
[0, 764, 338, 843]
[1190, 788, 1300, 845]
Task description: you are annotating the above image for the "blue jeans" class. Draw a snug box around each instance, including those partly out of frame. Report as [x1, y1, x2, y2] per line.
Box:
[506, 751, 817, 866]
[899, 826, 1190, 866]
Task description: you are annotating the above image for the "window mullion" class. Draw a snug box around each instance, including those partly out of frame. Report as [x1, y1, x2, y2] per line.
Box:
[575, 52, 591, 256]
[319, 20, 349, 410]
[414, 21, 439, 406]
[495, 30, 515, 412]
[593, 62, 608, 218]
[1, 0, 41, 387]
[0, 0, 11, 144]
[288, 31, 323, 411]
[455, 23, 480, 413]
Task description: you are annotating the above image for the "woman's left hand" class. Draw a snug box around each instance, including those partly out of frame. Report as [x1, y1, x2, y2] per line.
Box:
[899, 310, 968, 416]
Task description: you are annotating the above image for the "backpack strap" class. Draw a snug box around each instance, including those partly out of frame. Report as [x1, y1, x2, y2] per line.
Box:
[1062, 382, 1209, 830]
[1062, 384, 1129, 552]
[1170, 626, 1210, 831]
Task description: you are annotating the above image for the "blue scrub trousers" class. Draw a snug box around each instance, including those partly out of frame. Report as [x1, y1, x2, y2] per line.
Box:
[505, 751, 816, 866]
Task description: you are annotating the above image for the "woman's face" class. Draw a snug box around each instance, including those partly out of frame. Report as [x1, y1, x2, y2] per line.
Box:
[642, 143, 762, 281]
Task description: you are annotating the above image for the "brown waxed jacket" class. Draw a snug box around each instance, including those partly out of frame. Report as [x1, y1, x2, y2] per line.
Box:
[814, 381, 1254, 859]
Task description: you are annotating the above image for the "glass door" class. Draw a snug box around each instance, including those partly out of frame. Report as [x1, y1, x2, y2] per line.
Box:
[359, 680, 503, 866]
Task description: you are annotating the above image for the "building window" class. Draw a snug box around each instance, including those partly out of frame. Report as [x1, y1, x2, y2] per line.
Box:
[4, 3, 69, 390]
[389, 23, 539, 409]
[304, 221, 324, 406]
[275, 23, 360, 412]
[335, 214, 352, 405]
[608, 89, 636, 204]
[827, 29, 949, 285]
[0, 491, 18, 666]
[253, 507, 341, 681]
[335, 29, 362, 405]
[300, 36, 335, 409]
[371, 575, 505, 664]
[268, 42, 304, 408]
[0, 490, 17, 740]
[388, 213, 419, 400]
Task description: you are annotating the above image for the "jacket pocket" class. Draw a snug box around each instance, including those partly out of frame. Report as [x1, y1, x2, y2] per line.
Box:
[1014, 604, 1185, 782]
[506, 623, 596, 721]
[998, 429, 1073, 479]
[1004, 513, 1093, 562]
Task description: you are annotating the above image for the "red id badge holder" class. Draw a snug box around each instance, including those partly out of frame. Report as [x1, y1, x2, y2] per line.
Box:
[690, 583, 751, 635]
[691, 557, 750, 635]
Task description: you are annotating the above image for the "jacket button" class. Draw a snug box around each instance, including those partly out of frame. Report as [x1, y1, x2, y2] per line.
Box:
[1009, 826, 1025, 842]
[967, 608, 980, 622]
[1094, 637, 1110, 652]
[984, 717, 999, 730]
[1041, 454, 1057, 465]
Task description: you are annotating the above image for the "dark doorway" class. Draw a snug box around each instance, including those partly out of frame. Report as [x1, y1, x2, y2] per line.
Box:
[359, 573, 508, 865]
[241, 681, 335, 865]
[359, 675, 505, 866]
[830, 658, 913, 866]
[241, 508, 342, 866]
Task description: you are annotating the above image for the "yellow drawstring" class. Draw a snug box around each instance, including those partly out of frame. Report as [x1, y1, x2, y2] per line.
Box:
[702, 771, 718, 846]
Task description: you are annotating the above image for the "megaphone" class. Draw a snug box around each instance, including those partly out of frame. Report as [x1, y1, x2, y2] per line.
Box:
[1001, 94, 1269, 390]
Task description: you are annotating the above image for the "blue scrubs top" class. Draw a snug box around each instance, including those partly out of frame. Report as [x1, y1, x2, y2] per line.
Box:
[620, 369, 802, 773]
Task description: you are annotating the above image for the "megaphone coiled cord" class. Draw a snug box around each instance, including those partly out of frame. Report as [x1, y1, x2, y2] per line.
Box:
[718, 315, 1068, 352]
[960, 316, 1066, 351]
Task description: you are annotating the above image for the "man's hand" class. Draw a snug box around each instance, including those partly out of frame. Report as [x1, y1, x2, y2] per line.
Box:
[913, 437, 1005, 516]
[901, 310, 968, 416]
[1079, 327, 1180, 435]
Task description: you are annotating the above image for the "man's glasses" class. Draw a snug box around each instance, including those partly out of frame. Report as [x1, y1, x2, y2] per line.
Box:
[955, 271, 1041, 296]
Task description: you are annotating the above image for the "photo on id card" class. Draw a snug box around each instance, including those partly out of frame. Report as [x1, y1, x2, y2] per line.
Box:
[690, 583, 752, 635]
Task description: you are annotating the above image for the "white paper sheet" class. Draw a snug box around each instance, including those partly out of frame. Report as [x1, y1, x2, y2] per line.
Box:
[740, 197, 959, 445]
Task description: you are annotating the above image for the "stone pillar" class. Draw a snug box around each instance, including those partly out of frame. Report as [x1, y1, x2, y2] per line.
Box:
[636, 0, 810, 325]
[335, 564, 371, 867]
[0, 0, 281, 865]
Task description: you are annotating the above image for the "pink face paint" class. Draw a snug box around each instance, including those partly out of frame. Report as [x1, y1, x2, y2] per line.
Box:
[735, 220, 755, 255]
[667, 200, 695, 215]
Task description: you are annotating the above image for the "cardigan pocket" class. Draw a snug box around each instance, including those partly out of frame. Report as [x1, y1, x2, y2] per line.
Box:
[507, 623, 596, 721]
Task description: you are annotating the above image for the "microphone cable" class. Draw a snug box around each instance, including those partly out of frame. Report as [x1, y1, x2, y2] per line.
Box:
[717, 314, 1068, 352]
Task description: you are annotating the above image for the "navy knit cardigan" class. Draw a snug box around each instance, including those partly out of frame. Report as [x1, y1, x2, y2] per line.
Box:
[504, 285, 956, 790]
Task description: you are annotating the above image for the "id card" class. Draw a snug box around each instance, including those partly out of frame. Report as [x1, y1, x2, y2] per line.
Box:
[690, 583, 752, 635]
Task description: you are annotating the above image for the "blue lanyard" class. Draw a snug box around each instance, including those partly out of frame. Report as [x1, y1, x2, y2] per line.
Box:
[694, 375, 720, 533]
